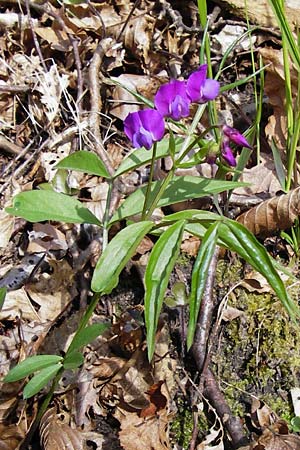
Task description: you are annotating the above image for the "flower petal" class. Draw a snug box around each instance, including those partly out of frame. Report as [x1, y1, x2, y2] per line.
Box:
[139, 109, 165, 141]
[222, 140, 236, 167]
[186, 64, 208, 102]
[201, 79, 220, 102]
[124, 112, 142, 141]
[222, 125, 252, 148]
[154, 80, 190, 120]
[124, 109, 165, 149]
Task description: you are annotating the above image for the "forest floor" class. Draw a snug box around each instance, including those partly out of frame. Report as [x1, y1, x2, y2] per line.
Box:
[1, 1, 300, 449]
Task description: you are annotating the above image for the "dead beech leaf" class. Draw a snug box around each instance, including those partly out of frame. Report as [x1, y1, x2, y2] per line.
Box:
[233, 153, 282, 199]
[0, 423, 25, 449]
[110, 74, 165, 120]
[252, 426, 300, 450]
[0, 287, 41, 321]
[236, 187, 300, 237]
[118, 411, 170, 450]
[40, 408, 85, 450]
[0, 210, 14, 248]
[123, 14, 155, 66]
[215, 0, 300, 30]
[259, 47, 298, 156]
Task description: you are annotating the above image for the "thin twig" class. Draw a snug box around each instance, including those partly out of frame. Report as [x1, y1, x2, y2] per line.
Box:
[0, 136, 22, 155]
[24, 0, 47, 72]
[0, 85, 30, 93]
[191, 247, 247, 448]
[88, 39, 115, 177]
[192, 247, 220, 373]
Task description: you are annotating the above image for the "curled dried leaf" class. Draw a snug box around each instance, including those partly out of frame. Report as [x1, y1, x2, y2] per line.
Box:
[237, 187, 300, 237]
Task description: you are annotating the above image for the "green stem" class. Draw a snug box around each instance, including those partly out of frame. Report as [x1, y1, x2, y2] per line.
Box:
[142, 143, 157, 220]
[177, 104, 206, 160]
[102, 179, 114, 251]
[144, 169, 175, 221]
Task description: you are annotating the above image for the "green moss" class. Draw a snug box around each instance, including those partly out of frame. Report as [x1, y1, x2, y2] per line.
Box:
[213, 258, 300, 421]
[171, 399, 194, 447]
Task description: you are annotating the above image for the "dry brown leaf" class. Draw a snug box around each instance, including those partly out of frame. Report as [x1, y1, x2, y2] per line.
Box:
[40, 408, 86, 450]
[0, 210, 14, 248]
[233, 153, 282, 199]
[27, 259, 75, 321]
[252, 426, 300, 450]
[27, 223, 68, 254]
[118, 411, 170, 450]
[123, 14, 155, 66]
[214, 0, 300, 30]
[110, 73, 165, 120]
[236, 187, 300, 237]
[0, 287, 41, 321]
[0, 423, 26, 449]
[259, 47, 298, 156]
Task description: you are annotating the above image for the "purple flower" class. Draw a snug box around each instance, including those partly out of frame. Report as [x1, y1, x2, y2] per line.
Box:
[124, 109, 165, 149]
[154, 80, 191, 121]
[221, 137, 236, 167]
[222, 125, 252, 149]
[186, 64, 220, 103]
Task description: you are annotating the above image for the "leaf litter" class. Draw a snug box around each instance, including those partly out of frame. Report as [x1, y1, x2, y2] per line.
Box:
[1, 0, 300, 449]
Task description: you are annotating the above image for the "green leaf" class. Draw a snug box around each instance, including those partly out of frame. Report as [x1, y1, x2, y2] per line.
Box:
[268, 0, 300, 71]
[6, 191, 101, 226]
[4, 355, 63, 383]
[114, 137, 183, 178]
[56, 151, 111, 178]
[23, 364, 62, 399]
[63, 351, 84, 370]
[110, 176, 248, 224]
[0, 287, 6, 312]
[92, 221, 153, 293]
[218, 220, 300, 319]
[145, 220, 185, 360]
[68, 323, 110, 353]
[291, 416, 300, 432]
[187, 222, 219, 349]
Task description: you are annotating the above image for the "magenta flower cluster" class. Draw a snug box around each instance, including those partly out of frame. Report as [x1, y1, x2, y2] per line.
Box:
[124, 64, 219, 150]
[124, 64, 251, 166]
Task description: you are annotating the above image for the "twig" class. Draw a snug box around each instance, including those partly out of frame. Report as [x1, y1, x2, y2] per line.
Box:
[88, 39, 115, 177]
[192, 247, 220, 373]
[0, 136, 22, 155]
[190, 247, 247, 449]
[203, 367, 247, 448]
[0, 85, 30, 93]
[24, 0, 47, 72]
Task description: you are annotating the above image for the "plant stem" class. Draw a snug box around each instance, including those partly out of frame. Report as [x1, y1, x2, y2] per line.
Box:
[102, 179, 114, 250]
[142, 142, 157, 220]
[144, 168, 175, 221]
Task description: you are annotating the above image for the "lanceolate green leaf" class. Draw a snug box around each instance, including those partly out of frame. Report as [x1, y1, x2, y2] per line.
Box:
[68, 323, 110, 353]
[187, 222, 220, 349]
[110, 176, 248, 224]
[145, 220, 185, 360]
[114, 137, 183, 178]
[55, 151, 111, 178]
[63, 351, 84, 370]
[91, 221, 153, 293]
[23, 364, 62, 399]
[6, 191, 101, 226]
[218, 220, 299, 319]
[4, 355, 63, 383]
